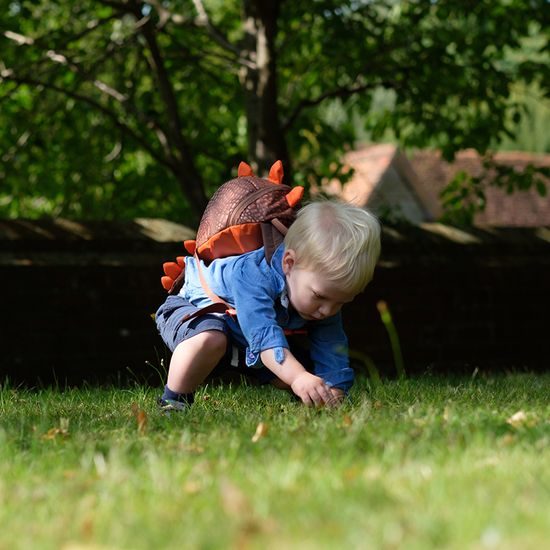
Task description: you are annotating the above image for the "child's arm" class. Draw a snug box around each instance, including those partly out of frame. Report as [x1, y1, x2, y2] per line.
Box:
[260, 348, 337, 407]
[307, 313, 354, 397]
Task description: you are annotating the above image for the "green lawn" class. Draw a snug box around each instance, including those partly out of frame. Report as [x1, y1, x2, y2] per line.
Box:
[1, 373, 548, 549]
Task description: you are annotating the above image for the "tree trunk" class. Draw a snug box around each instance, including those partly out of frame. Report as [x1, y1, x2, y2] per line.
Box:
[135, 1, 208, 220]
[172, 157, 209, 223]
[240, 0, 291, 181]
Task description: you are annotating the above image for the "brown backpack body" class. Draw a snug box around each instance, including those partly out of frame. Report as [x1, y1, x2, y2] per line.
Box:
[161, 160, 303, 296]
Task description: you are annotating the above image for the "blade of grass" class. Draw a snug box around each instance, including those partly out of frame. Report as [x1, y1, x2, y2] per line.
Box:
[377, 300, 406, 379]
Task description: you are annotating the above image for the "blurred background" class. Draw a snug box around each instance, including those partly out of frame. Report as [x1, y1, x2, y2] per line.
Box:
[1, 0, 548, 385]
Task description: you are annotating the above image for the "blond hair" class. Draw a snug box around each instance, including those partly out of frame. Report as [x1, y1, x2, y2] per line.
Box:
[284, 200, 381, 295]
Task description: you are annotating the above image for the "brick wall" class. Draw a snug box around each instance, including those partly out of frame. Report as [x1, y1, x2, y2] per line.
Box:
[1, 219, 549, 386]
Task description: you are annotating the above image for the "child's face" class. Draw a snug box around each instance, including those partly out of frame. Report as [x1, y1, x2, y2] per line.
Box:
[282, 249, 356, 321]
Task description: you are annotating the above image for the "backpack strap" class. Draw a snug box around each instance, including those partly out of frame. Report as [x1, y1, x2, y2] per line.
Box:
[261, 218, 288, 264]
[176, 255, 237, 324]
[180, 301, 230, 323]
[195, 253, 237, 317]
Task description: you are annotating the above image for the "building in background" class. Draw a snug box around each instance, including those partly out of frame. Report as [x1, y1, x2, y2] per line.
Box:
[328, 144, 550, 226]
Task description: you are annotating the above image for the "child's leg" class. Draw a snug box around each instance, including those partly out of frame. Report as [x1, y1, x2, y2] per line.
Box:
[166, 330, 228, 394]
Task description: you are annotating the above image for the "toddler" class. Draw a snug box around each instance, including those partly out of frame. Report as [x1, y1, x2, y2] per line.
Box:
[155, 199, 381, 410]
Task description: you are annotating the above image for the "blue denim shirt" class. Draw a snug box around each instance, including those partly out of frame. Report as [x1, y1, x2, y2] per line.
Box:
[180, 244, 354, 391]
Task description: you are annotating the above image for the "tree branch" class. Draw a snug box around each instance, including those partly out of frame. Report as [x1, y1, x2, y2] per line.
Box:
[0, 72, 173, 171]
[4, 30, 129, 104]
[50, 12, 121, 50]
[282, 80, 393, 133]
[190, 0, 256, 69]
[191, 0, 239, 56]
[159, 28, 245, 76]
[5, 22, 173, 153]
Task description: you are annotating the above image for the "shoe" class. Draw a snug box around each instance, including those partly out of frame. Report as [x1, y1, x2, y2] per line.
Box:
[157, 397, 188, 413]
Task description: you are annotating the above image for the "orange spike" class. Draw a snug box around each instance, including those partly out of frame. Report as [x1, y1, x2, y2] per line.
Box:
[268, 160, 284, 184]
[176, 256, 185, 268]
[285, 186, 304, 207]
[184, 240, 196, 255]
[238, 162, 254, 177]
[163, 262, 182, 280]
[161, 276, 173, 291]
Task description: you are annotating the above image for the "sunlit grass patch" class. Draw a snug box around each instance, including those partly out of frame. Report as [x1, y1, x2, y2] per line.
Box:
[0, 373, 548, 549]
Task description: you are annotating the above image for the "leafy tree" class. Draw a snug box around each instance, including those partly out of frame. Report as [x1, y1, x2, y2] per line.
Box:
[1, 0, 548, 222]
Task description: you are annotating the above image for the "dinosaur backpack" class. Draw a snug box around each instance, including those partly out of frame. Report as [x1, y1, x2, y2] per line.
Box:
[161, 160, 304, 298]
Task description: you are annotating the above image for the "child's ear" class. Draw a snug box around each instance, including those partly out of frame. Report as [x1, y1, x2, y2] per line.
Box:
[282, 249, 296, 274]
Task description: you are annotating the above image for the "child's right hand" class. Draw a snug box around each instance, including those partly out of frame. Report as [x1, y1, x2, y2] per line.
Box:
[290, 372, 336, 407]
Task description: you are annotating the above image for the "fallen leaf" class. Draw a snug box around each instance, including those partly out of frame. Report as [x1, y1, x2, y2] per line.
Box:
[131, 404, 148, 435]
[179, 443, 205, 454]
[80, 516, 94, 539]
[42, 428, 62, 440]
[41, 418, 70, 440]
[183, 480, 202, 494]
[342, 415, 353, 427]
[251, 422, 268, 442]
[506, 410, 528, 428]
[62, 544, 107, 550]
[220, 479, 250, 517]
[343, 466, 361, 481]
[499, 433, 516, 447]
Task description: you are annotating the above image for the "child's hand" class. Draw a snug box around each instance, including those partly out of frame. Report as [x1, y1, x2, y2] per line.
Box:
[290, 372, 336, 407]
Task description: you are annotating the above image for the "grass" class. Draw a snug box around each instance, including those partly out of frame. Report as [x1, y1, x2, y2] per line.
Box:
[0, 373, 548, 549]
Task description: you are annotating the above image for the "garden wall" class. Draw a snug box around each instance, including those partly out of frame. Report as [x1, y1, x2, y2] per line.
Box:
[1, 219, 549, 386]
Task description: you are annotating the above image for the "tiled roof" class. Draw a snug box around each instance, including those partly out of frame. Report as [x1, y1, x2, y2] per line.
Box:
[337, 144, 432, 223]
[338, 145, 550, 226]
[410, 149, 550, 226]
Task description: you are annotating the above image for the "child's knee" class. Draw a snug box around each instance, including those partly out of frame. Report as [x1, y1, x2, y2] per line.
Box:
[199, 330, 228, 357]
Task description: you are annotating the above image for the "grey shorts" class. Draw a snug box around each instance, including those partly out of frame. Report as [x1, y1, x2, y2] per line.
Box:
[155, 295, 311, 384]
[155, 295, 229, 353]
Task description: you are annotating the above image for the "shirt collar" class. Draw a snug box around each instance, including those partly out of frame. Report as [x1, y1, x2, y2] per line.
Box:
[271, 242, 286, 279]
[270, 243, 289, 306]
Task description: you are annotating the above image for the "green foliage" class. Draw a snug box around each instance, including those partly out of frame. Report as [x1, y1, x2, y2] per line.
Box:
[0, 1, 548, 220]
[1, 0, 245, 220]
[496, 83, 550, 154]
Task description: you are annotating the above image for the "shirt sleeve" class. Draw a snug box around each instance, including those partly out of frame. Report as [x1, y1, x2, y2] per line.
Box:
[308, 312, 355, 392]
[229, 259, 289, 367]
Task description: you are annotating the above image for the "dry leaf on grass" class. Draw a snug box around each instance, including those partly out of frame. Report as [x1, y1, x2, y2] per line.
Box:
[178, 443, 205, 454]
[183, 480, 202, 494]
[41, 418, 70, 440]
[62, 544, 109, 550]
[342, 415, 353, 427]
[251, 422, 268, 442]
[131, 404, 148, 434]
[220, 479, 251, 517]
[506, 410, 536, 428]
[499, 433, 516, 446]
